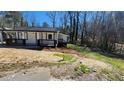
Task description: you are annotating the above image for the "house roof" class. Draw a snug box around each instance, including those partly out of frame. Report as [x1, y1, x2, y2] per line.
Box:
[0, 27, 57, 32]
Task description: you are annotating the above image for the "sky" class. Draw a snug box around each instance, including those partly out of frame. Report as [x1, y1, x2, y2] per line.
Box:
[22, 11, 52, 26]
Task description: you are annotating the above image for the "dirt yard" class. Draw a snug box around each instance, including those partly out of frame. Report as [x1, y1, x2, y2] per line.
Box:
[0, 47, 118, 81]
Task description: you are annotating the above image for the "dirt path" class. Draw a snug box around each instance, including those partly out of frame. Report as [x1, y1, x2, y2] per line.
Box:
[0, 48, 62, 64]
[42, 48, 114, 80]
[43, 47, 112, 70]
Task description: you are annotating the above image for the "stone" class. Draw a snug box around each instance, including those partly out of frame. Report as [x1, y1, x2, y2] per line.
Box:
[92, 68, 97, 72]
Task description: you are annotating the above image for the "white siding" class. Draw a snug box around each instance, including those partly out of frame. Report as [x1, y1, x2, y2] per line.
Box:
[35, 32, 57, 40]
[37, 32, 41, 39]
[26, 32, 36, 45]
[22, 32, 25, 39]
[40, 32, 57, 40]
[55, 33, 57, 40]
[42, 32, 46, 39]
[17, 32, 27, 39]
[16, 32, 18, 39]
[58, 33, 68, 42]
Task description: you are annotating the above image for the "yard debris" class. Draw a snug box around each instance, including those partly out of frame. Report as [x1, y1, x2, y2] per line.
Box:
[91, 68, 97, 72]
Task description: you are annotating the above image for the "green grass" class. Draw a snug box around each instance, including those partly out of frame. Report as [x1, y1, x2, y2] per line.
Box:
[53, 53, 77, 64]
[75, 64, 90, 74]
[54, 53, 72, 61]
[67, 44, 124, 70]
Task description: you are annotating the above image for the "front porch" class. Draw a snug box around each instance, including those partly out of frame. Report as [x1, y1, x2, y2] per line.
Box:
[1, 30, 58, 47]
[37, 39, 57, 47]
[5, 39, 26, 45]
[4, 38, 57, 47]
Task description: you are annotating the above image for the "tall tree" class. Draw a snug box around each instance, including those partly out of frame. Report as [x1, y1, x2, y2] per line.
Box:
[31, 16, 37, 27]
[6, 11, 22, 28]
[68, 11, 73, 43]
[81, 12, 87, 45]
[1, 11, 22, 28]
[47, 12, 57, 28]
[75, 12, 80, 43]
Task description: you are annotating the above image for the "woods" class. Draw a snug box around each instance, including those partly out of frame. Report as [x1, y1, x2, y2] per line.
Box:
[0, 11, 28, 28]
[57, 11, 124, 55]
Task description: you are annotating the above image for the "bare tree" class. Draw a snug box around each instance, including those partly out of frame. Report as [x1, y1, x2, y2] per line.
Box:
[81, 11, 87, 45]
[47, 12, 57, 28]
[31, 16, 37, 27]
[75, 12, 80, 43]
[42, 22, 49, 27]
[68, 11, 73, 43]
[59, 12, 69, 34]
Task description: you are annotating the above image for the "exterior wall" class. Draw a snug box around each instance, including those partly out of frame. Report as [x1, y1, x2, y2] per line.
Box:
[54, 34, 56, 40]
[58, 33, 68, 42]
[37, 32, 57, 40]
[42, 32, 47, 39]
[4, 31, 27, 40]
[37, 32, 57, 46]
[26, 32, 37, 45]
[17, 32, 27, 39]
[15, 32, 18, 39]
[36, 32, 42, 39]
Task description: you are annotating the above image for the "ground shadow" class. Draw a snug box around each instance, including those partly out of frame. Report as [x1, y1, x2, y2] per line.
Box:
[0, 45, 45, 51]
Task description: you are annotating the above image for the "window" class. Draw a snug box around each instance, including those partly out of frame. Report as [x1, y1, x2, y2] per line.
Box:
[48, 34, 52, 40]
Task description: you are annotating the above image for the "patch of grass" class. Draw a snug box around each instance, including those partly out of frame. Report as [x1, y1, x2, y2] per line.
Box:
[67, 44, 124, 70]
[75, 64, 90, 74]
[54, 53, 72, 61]
[53, 53, 77, 63]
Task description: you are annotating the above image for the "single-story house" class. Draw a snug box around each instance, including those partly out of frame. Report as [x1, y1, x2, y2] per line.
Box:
[0, 27, 68, 47]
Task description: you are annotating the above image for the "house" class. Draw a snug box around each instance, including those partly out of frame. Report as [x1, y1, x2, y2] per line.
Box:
[0, 27, 68, 47]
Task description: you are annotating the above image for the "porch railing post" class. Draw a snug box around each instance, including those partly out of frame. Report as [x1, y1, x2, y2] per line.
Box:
[0, 30, 3, 44]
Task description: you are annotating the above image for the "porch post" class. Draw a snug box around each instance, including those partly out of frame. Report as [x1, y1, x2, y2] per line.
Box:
[56, 31, 59, 47]
[54, 32, 56, 47]
[0, 30, 3, 44]
[46, 32, 47, 40]
[54, 32, 55, 40]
